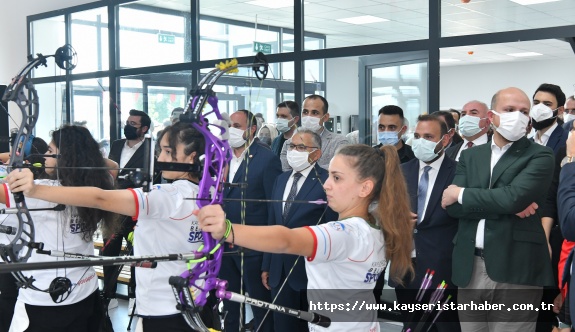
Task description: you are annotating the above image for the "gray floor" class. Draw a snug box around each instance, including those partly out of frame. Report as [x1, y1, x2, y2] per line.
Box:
[109, 298, 138, 331]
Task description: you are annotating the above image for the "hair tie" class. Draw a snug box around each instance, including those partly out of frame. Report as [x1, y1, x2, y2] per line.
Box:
[374, 146, 386, 161]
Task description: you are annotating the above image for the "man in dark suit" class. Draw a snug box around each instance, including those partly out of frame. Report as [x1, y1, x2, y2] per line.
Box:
[442, 87, 555, 330]
[108, 109, 151, 189]
[261, 128, 337, 332]
[105, 109, 152, 309]
[445, 100, 491, 161]
[434, 111, 463, 148]
[530, 83, 569, 331]
[561, 96, 575, 131]
[392, 114, 460, 332]
[557, 127, 575, 325]
[221, 109, 282, 332]
[531, 83, 567, 155]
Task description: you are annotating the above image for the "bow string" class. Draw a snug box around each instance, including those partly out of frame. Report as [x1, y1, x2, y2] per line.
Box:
[167, 54, 269, 331]
[0, 45, 77, 292]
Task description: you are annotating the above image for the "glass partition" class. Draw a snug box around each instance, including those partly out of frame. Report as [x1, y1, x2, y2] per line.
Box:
[71, 77, 110, 142]
[31, 16, 66, 78]
[71, 7, 109, 74]
[199, 0, 294, 60]
[118, 71, 192, 138]
[117, 1, 190, 68]
[34, 82, 66, 141]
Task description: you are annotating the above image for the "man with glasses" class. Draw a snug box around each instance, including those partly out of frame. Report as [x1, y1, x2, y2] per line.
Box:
[105, 109, 153, 312]
[562, 96, 575, 131]
[262, 128, 337, 332]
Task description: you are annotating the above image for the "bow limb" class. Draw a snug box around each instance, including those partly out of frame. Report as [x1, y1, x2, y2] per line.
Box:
[168, 55, 269, 332]
[0, 45, 77, 293]
[0, 56, 43, 265]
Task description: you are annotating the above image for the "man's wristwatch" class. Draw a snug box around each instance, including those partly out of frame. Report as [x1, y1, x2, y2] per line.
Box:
[561, 155, 574, 167]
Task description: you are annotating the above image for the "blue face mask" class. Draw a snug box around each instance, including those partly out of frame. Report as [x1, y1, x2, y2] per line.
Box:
[378, 131, 400, 146]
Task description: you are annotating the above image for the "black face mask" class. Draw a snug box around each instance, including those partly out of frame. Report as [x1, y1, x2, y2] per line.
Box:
[123, 124, 139, 140]
[531, 111, 558, 131]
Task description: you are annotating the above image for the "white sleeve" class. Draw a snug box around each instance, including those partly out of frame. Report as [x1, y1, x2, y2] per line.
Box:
[3, 180, 58, 209]
[305, 221, 361, 263]
[129, 184, 191, 221]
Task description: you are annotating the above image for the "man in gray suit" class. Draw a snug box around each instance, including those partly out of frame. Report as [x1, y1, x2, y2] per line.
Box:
[280, 95, 349, 171]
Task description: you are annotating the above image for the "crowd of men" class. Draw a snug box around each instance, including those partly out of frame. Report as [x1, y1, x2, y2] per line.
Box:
[237, 86, 575, 332]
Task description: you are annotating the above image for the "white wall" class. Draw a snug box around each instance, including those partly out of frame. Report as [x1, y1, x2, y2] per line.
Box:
[326, 57, 359, 135]
[440, 58, 575, 110]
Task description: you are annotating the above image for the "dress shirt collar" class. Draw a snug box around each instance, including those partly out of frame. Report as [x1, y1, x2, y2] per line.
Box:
[418, 152, 445, 173]
[534, 121, 558, 146]
[291, 163, 315, 180]
[463, 132, 489, 147]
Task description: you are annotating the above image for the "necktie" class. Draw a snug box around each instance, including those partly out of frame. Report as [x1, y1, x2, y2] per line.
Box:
[417, 166, 431, 224]
[283, 172, 302, 222]
[467, 141, 474, 149]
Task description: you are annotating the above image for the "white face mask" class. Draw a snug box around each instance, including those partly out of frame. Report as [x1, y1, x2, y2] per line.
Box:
[287, 149, 314, 171]
[228, 127, 247, 148]
[492, 110, 529, 142]
[530, 103, 556, 122]
[301, 116, 323, 132]
[458, 115, 486, 137]
[275, 118, 292, 133]
[411, 137, 444, 162]
[564, 113, 575, 124]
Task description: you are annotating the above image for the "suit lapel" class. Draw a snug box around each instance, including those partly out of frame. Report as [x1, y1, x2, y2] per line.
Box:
[403, 160, 419, 213]
[284, 165, 324, 226]
[123, 143, 145, 169]
[274, 172, 290, 225]
[448, 142, 462, 160]
[472, 143, 493, 189]
[422, 157, 453, 222]
[229, 142, 259, 193]
[546, 126, 561, 152]
[490, 138, 529, 187]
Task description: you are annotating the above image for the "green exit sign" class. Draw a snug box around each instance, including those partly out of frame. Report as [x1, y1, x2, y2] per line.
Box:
[253, 41, 272, 54]
[158, 34, 175, 44]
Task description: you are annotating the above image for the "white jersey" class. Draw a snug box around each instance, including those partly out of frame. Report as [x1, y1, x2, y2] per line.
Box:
[128, 180, 203, 316]
[1, 180, 98, 306]
[305, 217, 386, 332]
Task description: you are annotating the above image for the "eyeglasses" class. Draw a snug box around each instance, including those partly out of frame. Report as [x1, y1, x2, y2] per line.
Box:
[288, 144, 318, 152]
[126, 120, 141, 127]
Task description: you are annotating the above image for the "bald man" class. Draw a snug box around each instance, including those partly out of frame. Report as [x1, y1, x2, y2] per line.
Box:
[445, 100, 491, 161]
[442, 87, 555, 331]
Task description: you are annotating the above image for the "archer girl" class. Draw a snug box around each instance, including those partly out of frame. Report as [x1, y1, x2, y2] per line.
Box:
[0, 125, 117, 332]
[0, 135, 49, 331]
[196, 144, 414, 332]
[8, 122, 218, 332]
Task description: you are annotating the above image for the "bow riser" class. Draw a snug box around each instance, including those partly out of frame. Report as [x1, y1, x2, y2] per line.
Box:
[1, 72, 41, 264]
[169, 56, 268, 331]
